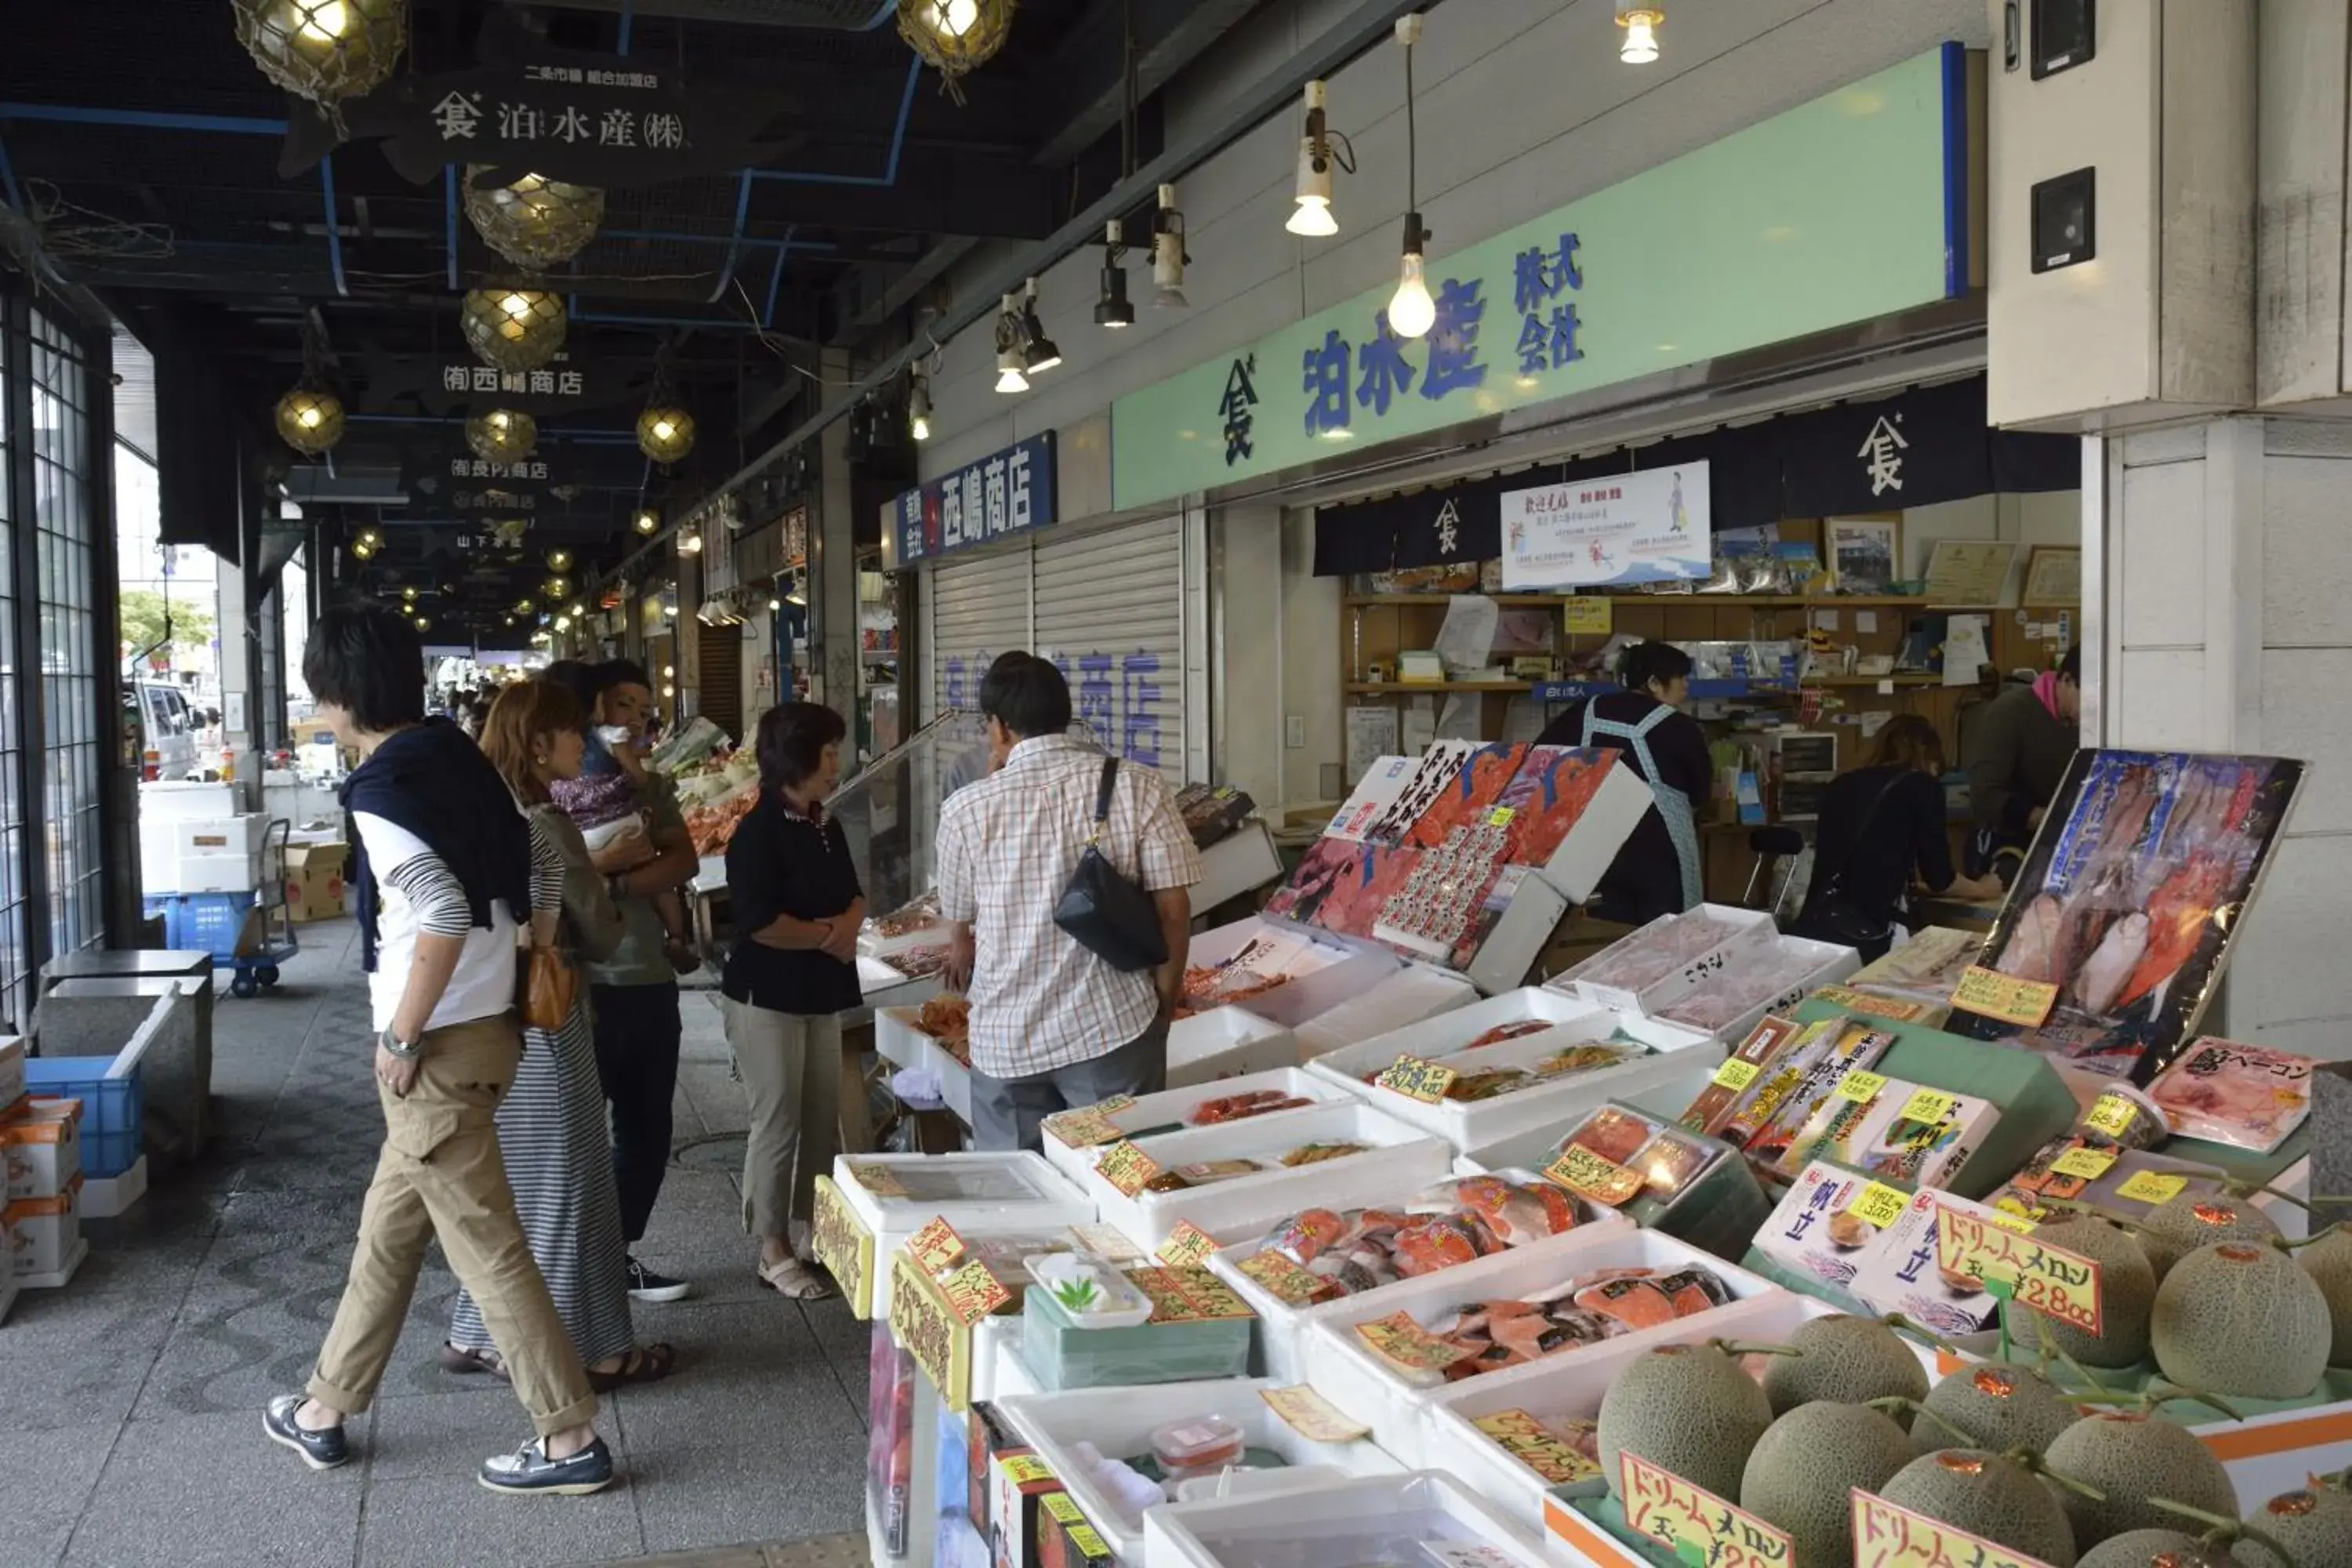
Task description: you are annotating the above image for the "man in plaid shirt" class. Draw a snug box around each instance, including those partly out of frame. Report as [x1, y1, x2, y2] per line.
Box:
[938, 655, 1200, 1149]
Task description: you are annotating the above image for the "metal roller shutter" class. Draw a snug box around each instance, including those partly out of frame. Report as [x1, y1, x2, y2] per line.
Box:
[924, 549, 1032, 719]
[1033, 515, 1186, 782]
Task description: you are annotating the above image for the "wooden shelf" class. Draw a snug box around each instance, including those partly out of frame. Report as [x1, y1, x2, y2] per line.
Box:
[1345, 681, 1532, 695]
[1805, 674, 1944, 688]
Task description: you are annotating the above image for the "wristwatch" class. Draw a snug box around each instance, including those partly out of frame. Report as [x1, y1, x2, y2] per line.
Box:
[379, 1027, 423, 1061]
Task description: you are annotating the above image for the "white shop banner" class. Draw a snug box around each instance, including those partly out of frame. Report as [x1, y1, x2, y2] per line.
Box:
[1500, 460, 1712, 590]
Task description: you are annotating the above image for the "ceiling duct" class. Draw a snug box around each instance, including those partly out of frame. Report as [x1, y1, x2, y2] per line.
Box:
[554, 0, 894, 27]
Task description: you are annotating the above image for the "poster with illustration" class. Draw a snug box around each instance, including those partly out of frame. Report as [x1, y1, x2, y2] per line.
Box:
[1500, 461, 1712, 590]
[1950, 749, 2303, 1082]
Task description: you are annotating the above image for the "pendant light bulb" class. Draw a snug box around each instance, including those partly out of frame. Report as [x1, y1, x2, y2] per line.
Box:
[1287, 81, 1339, 238]
[633, 509, 660, 536]
[993, 292, 1030, 392]
[1019, 277, 1062, 372]
[1150, 183, 1189, 309]
[1617, 3, 1662, 64]
[909, 374, 933, 441]
[1389, 213, 1436, 339]
[1094, 220, 1134, 328]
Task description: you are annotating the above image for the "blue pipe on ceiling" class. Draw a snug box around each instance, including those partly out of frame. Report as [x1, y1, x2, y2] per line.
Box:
[617, 0, 635, 56]
[320, 151, 349, 296]
[707, 169, 757, 304]
[861, 0, 896, 28]
[444, 165, 459, 289]
[749, 54, 920, 188]
[0, 103, 287, 135]
[601, 229, 833, 252]
[761, 225, 798, 326]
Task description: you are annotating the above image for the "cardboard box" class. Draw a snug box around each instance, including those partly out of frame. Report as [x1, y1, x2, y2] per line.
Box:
[974, 1401, 1063, 1568]
[1037, 1491, 1114, 1568]
[176, 851, 265, 895]
[7, 1180, 81, 1279]
[0, 1034, 21, 1111]
[285, 841, 348, 923]
[2, 1098, 81, 1200]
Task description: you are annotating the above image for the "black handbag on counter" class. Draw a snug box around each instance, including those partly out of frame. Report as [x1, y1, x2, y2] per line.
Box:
[1788, 773, 1898, 952]
[1053, 757, 1169, 972]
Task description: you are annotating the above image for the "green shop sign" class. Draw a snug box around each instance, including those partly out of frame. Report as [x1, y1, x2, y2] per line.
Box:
[1111, 45, 1973, 512]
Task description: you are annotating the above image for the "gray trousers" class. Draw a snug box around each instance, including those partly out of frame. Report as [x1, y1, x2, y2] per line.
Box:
[720, 997, 843, 1241]
[970, 1017, 1170, 1152]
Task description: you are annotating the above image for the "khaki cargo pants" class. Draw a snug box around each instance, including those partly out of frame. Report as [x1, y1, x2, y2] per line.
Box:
[307, 1011, 597, 1438]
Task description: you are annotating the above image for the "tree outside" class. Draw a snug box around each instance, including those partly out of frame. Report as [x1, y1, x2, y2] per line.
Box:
[118, 589, 215, 663]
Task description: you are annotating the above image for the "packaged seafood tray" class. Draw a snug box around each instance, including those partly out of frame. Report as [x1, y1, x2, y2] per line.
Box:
[1039, 1069, 1356, 1192]
[1523, 1103, 1775, 1263]
[1296, 1227, 1782, 1468]
[991, 1378, 1406, 1566]
[1078, 1100, 1453, 1253]
[2143, 1034, 2318, 1153]
[1452, 1062, 1722, 1177]
[1304, 988, 1722, 1154]
[874, 1001, 975, 1124]
[1418, 1290, 1851, 1538]
[1293, 965, 1479, 1062]
[1181, 916, 1402, 1031]
[1642, 932, 1860, 1044]
[1203, 1171, 1632, 1384]
[1544, 902, 1777, 1018]
[1144, 1469, 1549, 1568]
[824, 1152, 1096, 1320]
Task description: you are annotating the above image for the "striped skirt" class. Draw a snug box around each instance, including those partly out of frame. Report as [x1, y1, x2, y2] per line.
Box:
[449, 999, 636, 1367]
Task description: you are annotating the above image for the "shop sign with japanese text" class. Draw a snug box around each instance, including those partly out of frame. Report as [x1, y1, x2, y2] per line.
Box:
[1111, 46, 1969, 510]
[892, 432, 1058, 566]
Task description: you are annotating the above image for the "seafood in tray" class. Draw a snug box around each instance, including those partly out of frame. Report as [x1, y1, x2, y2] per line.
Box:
[1352, 1262, 1737, 1387]
[1653, 937, 1837, 1033]
[1185, 1089, 1317, 1127]
[1243, 1174, 1582, 1303]
[1362, 1040, 1646, 1103]
[909, 995, 971, 1063]
[1139, 1140, 1373, 1192]
[2143, 1035, 2316, 1152]
[1172, 962, 1287, 1020]
[867, 894, 941, 941]
[1559, 911, 1746, 996]
[1548, 1105, 1725, 1207]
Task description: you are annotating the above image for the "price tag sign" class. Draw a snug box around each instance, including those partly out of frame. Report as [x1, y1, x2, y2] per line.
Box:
[1837, 1070, 1891, 1104]
[1898, 1088, 1962, 1126]
[1486, 807, 1518, 829]
[1544, 1144, 1643, 1207]
[2115, 1170, 2190, 1207]
[2049, 1145, 2119, 1181]
[1813, 983, 1930, 1023]
[1261, 1385, 1370, 1443]
[1621, 1451, 1796, 1567]
[1935, 1202, 2104, 1335]
[1045, 1107, 1128, 1149]
[1094, 1141, 1163, 1199]
[1375, 1054, 1460, 1104]
[847, 1161, 908, 1197]
[1952, 966, 2060, 1028]
[1156, 1221, 1221, 1267]
[906, 1216, 969, 1279]
[1475, 1410, 1602, 1486]
[890, 1258, 975, 1410]
[1236, 1249, 1327, 1305]
[1845, 1181, 1913, 1231]
[1355, 1311, 1476, 1373]
[1130, 1265, 1256, 1323]
[1563, 596, 1614, 635]
[1853, 1487, 2058, 1568]
[938, 1258, 1011, 1325]
[1711, 1058, 1762, 1093]
[2085, 1093, 2143, 1140]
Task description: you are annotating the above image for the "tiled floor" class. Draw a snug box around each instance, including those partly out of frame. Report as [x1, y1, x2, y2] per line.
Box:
[0, 920, 872, 1567]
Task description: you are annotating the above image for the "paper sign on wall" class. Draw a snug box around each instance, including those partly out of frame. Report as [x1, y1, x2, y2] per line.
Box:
[1501, 463, 1713, 591]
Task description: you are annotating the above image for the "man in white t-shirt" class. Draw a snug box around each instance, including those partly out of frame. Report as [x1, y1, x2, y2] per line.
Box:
[261, 606, 615, 1497]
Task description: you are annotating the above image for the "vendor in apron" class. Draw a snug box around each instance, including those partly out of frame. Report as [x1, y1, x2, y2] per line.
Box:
[1534, 640, 1712, 924]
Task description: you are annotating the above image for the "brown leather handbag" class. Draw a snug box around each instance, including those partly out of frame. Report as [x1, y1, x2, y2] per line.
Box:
[520, 943, 577, 1032]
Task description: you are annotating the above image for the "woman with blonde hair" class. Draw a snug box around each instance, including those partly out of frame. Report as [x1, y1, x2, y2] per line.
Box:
[443, 679, 674, 1388]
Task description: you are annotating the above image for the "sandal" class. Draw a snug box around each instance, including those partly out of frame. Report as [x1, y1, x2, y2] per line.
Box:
[589, 1341, 677, 1392]
[439, 1342, 507, 1378]
[758, 1254, 836, 1301]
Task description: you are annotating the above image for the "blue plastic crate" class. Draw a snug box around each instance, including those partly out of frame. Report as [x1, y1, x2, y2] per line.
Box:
[24, 1055, 143, 1178]
[142, 891, 258, 960]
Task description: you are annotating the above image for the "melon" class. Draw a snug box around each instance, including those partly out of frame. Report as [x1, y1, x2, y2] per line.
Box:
[2136, 1195, 2281, 1281]
[2294, 1225, 2352, 1366]
[1741, 1403, 1917, 1568]
[2150, 1241, 2332, 1400]
[1759, 1316, 1930, 1427]
[1879, 1449, 2079, 1568]
[2012, 1217, 2159, 1369]
[1596, 1341, 1775, 1504]
[2080, 1531, 2224, 1568]
[1918, 1363, 2079, 1456]
[2043, 1411, 2238, 1547]
[2231, 1486, 2352, 1568]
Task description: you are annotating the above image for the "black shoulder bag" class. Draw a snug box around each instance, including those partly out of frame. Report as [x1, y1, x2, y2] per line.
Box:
[1788, 774, 1900, 951]
[1053, 757, 1171, 972]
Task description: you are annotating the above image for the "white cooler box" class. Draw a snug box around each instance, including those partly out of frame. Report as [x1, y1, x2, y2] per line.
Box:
[1293, 965, 1479, 1062]
[873, 1004, 971, 1123]
[1183, 918, 1401, 1031]
[993, 1378, 1405, 1567]
[1145, 1469, 1548, 1568]
[820, 1152, 1095, 1320]
[1040, 1068, 1355, 1192]
[1635, 932, 1861, 1044]
[1305, 988, 1722, 1154]
[1165, 1009, 1297, 1085]
[1544, 902, 1778, 1016]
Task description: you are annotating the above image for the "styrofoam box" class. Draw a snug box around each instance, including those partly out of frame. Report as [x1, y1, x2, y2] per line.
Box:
[1187, 917, 1402, 1031]
[995, 1377, 1406, 1567]
[1420, 1290, 1849, 1537]
[1039, 1068, 1355, 1192]
[1144, 1468, 1548, 1568]
[1642, 933, 1861, 1047]
[1462, 868, 1572, 997]
[873, 1004, 971, 1123]
[1298, 1226, 1784, 1468]
[1517, 757, 1657, 904]
[136, 782, 239, 821]
[972, 1312, 1040, 1405]
[830, 1152, 1097, 1318]
[1305, 989, 1722, 1154]
[172, 815, 270, 859]
[1544, 902, 1778, 1016]
[1454, 1062, 1722, 1177]
[1194, 819, 1284, 912]
[1083, 1100, 1451, 1252]
[1204, 1174, 1634, 1385]
[1294, 965, 1478, 1062]
[175, 851, 267, 895]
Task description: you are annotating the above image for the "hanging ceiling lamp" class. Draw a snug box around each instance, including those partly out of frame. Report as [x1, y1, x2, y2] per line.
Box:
[1386, 16, 1436, 340]
[232, 0, 406, 117]
[908, 373, 933, 441]
[463, 166, 604, 270]
[544, 575, 572, 600]
[1018, 278, 1061, 373]
[461, 286, 568, 373]
[465, 408, 537, 463]
[546, 546, 573, 572]
[1616, 2, 1663, 64]
[637, 350, 695, 463]
[1287, 81, 1353, 238]
[349, 526, 382, 561]
[1150, 184, 1189, 309]
[897, 0, 1014, 103]
[993, 294, 1029, 394]
[632, 508, 661, 536]
[1094, 221, 1134, 329]
[274, 315, 345, 456]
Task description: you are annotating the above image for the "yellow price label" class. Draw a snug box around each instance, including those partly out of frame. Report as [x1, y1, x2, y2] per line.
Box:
[1130, 1265, 1256, 1323]
[1935, 1202, 2104, 1334]
[1853, 1488, 2056, 1568]
[1236, 1249, 1327, 1306]
[1000, 1453, 1056, 1486]
[938, 1258, 1011, 1326]
[1094, 1140, 1163, 1199]
[1260, 1385, 1370, 1443]
[1356, 1310, 1477, 1373]
[1045, 1108, 1127, 1149]
[1995, 1195, 2049, 1223]
[1543, 1144, 1643, 1207]
[810, 1175, 876, 1317]
[1711, 1058, 1762, 1093]
[906, 1216, 968, 1279]
[1814, 983, 1929, 1023]
[1836, 1070, 1891, 1104]
[1563, 596, 1614, 636]
[2084, 1093, 2142, 1140]
[1042, 1494, 1084, 1527]
[2115, 1170, 2190, 1206]
[2049, 1145, 2119, 1181]
[1621, 1451, 1796, 1567]
[1156, 1220, 1221, 1267]
[1486, 807, 1517, 828]
[1845, 1182, 1913, 1231]
[1952, 965, 2060, 1028]
[1898, 1088, 1962, 1126]
[1374, 1054, 1459, 1104]
[1475, 1410, 1602, 1486]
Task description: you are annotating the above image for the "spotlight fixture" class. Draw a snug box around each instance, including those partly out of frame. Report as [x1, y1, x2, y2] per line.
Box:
[1019, 278, 1062, 372]
[401, 585, 419, 601]
[662, 683, 676, 697]
[569, 601, 585, 618]
[663, 602, 679, 619]
[1151, 183, 1189, 309]
[676, 531, 704, 556]
[633, 508, 660, 536]
[463, 166, 604, 270]
[895, 0, 1012, 103]
[465, 408, 536, 463]
[232, 0, 406, 113]
[461, 287, 567, 373]
[413, 615, 431, 632]
[514, 597, 536, 615]
[504, 615, 516, 628]
[768, 596, 782, 612]
[274, 386, 344, 456]
[664, 665, 677, 679]
[908, 373, 933, 441]
[546, 547, 573, 572]
[1616, 2, 1662, 64]
[1094, 220, 1135, 329]
[993, 294, 1029, 394]
[554, 615, 572, 633]
[1387, 16, 1436, 340]
[1287, 81, 1352, 238]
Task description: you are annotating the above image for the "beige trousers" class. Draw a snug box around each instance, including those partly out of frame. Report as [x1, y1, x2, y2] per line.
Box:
[307, 1012, 597, 1438]
[723, 996, 842, 1241]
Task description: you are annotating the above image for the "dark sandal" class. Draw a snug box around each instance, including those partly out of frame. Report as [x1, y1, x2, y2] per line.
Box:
[589, 1342, 677, 1392]
[440, 1342, 506, 1377]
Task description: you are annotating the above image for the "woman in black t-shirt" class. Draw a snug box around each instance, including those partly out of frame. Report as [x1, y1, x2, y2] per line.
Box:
[1797, 715, 2002, 961]
[720, 702, 864, 1299]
